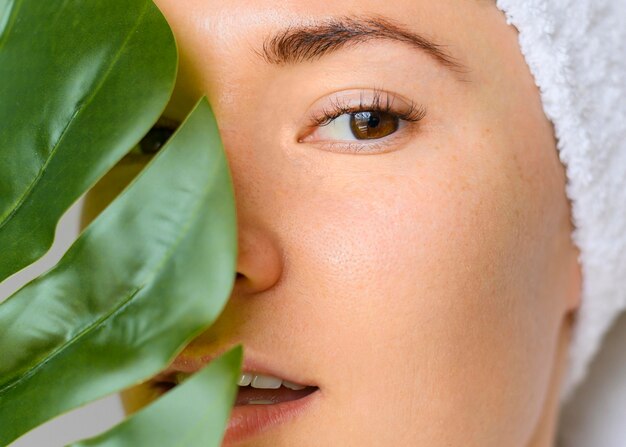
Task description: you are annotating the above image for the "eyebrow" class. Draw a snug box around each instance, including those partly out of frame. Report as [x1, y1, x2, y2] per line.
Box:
[256, 15, 468, 74]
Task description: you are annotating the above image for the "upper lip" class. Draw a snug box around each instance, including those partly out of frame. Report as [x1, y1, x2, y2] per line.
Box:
[151, 346, 318, 387]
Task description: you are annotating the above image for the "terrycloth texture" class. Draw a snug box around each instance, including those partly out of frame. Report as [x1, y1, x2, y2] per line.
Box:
[494, 0, 626, 404]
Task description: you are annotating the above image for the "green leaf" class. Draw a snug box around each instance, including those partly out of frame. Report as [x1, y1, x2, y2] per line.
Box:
[0, 0, 177, 282]
[70, 346, 243, 447]
[0, 97, 238, 445]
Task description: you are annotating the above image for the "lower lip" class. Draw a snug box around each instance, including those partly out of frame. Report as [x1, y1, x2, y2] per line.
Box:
[221, 388, 321, 446]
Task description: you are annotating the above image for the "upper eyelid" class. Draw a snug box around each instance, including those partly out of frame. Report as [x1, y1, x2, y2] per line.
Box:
[314, 95, 394, 126]
[302, 90, 426, 137]
[310, 88, 414, 114]
[309, 87, 421, 121]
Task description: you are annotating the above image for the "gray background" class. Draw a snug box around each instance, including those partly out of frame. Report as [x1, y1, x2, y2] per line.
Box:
[1, 199, 626, 446]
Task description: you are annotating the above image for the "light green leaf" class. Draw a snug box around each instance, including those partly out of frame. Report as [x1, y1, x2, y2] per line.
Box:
[0, 97, 238, 445]
[70, 346, 242, 447]
[0, 0, 177, 282]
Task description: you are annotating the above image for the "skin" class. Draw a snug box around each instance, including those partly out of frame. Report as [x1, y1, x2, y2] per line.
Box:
[82, 0, 582, 445]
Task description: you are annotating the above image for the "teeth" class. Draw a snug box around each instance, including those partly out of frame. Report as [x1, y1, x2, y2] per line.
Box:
[172, 370, 310, 389]
[237, 373, 252, 386]
[174, 370, 310, 390]
[282, 380, 306, 390]
[251, 374, 282, 389]
[235, 372, 309, 390]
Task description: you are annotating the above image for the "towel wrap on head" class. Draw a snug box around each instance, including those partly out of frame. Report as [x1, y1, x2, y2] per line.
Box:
[495, 0, 626, 403]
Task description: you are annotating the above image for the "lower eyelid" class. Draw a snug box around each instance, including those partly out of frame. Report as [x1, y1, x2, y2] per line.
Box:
[307, 122, 416, 154]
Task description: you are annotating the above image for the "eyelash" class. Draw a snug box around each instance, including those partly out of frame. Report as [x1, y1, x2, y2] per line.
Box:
[134, 90, 425, 157]
[309, 88, 427, 128]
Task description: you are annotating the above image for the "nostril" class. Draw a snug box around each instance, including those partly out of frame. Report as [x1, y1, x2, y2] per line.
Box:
[234, 227, 283, 292]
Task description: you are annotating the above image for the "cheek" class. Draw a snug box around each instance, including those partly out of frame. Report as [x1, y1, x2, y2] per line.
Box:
[278, 136, 561, 443]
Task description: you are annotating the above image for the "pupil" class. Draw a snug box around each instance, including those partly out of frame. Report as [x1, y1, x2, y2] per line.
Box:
[366, 113, 380, 128]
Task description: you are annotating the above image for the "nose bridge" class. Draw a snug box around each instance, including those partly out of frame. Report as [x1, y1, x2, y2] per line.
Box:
[218, 126, 284, 296]
[163, 10, 284, 296]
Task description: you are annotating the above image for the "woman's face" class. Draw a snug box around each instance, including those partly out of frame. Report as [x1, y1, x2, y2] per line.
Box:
[83, 0, 582, 445]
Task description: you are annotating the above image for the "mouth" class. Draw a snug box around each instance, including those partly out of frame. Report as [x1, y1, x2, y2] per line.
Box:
[232, 371, 319, 405]
[150, 356, 321, 445]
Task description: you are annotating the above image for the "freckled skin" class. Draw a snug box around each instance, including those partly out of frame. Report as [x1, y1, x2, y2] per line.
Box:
[82, 0, 581, 445]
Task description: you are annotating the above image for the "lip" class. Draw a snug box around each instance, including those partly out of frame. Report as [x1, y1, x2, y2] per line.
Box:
[223, 387, 321, 446]
[156, 352, 318, 388]
[150, 348, 321, 445]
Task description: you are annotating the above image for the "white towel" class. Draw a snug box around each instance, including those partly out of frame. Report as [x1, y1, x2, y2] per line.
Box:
[494, 0, 626, 404]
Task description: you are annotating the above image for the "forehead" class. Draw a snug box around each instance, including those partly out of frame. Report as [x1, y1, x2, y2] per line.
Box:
[154, 0, 501, 113]
[155, 0, 493, 62]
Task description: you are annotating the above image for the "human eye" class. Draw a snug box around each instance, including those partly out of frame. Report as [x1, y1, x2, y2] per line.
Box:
[127, 115, 180, 157]
[299, 88, 426, 154]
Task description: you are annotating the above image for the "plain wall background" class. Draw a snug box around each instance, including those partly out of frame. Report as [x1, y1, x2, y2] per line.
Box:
[2, 199, 626, 446]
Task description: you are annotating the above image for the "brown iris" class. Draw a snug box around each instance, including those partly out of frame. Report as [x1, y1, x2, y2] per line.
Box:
[349, 111, 399, 140]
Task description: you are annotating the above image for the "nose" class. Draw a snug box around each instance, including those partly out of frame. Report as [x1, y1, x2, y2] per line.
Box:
[222, 127, 283, 296]
[211, 105, 284, 297]
[233, 222, 283, 295]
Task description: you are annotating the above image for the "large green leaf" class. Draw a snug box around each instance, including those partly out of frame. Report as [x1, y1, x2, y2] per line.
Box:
[0, 0, 177, 282]
[0, 98, 238, 445]
[70, 346, 242, 447]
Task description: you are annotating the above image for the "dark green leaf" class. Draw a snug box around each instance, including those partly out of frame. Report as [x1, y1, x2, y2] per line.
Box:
[0, 0, 177, 282]
[0, 98, 237, 445]
[70, 346, 242, 447]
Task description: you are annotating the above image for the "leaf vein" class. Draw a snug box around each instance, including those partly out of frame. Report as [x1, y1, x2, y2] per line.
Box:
[0, 139, 223, 396]
[0, 0, 150, 231]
